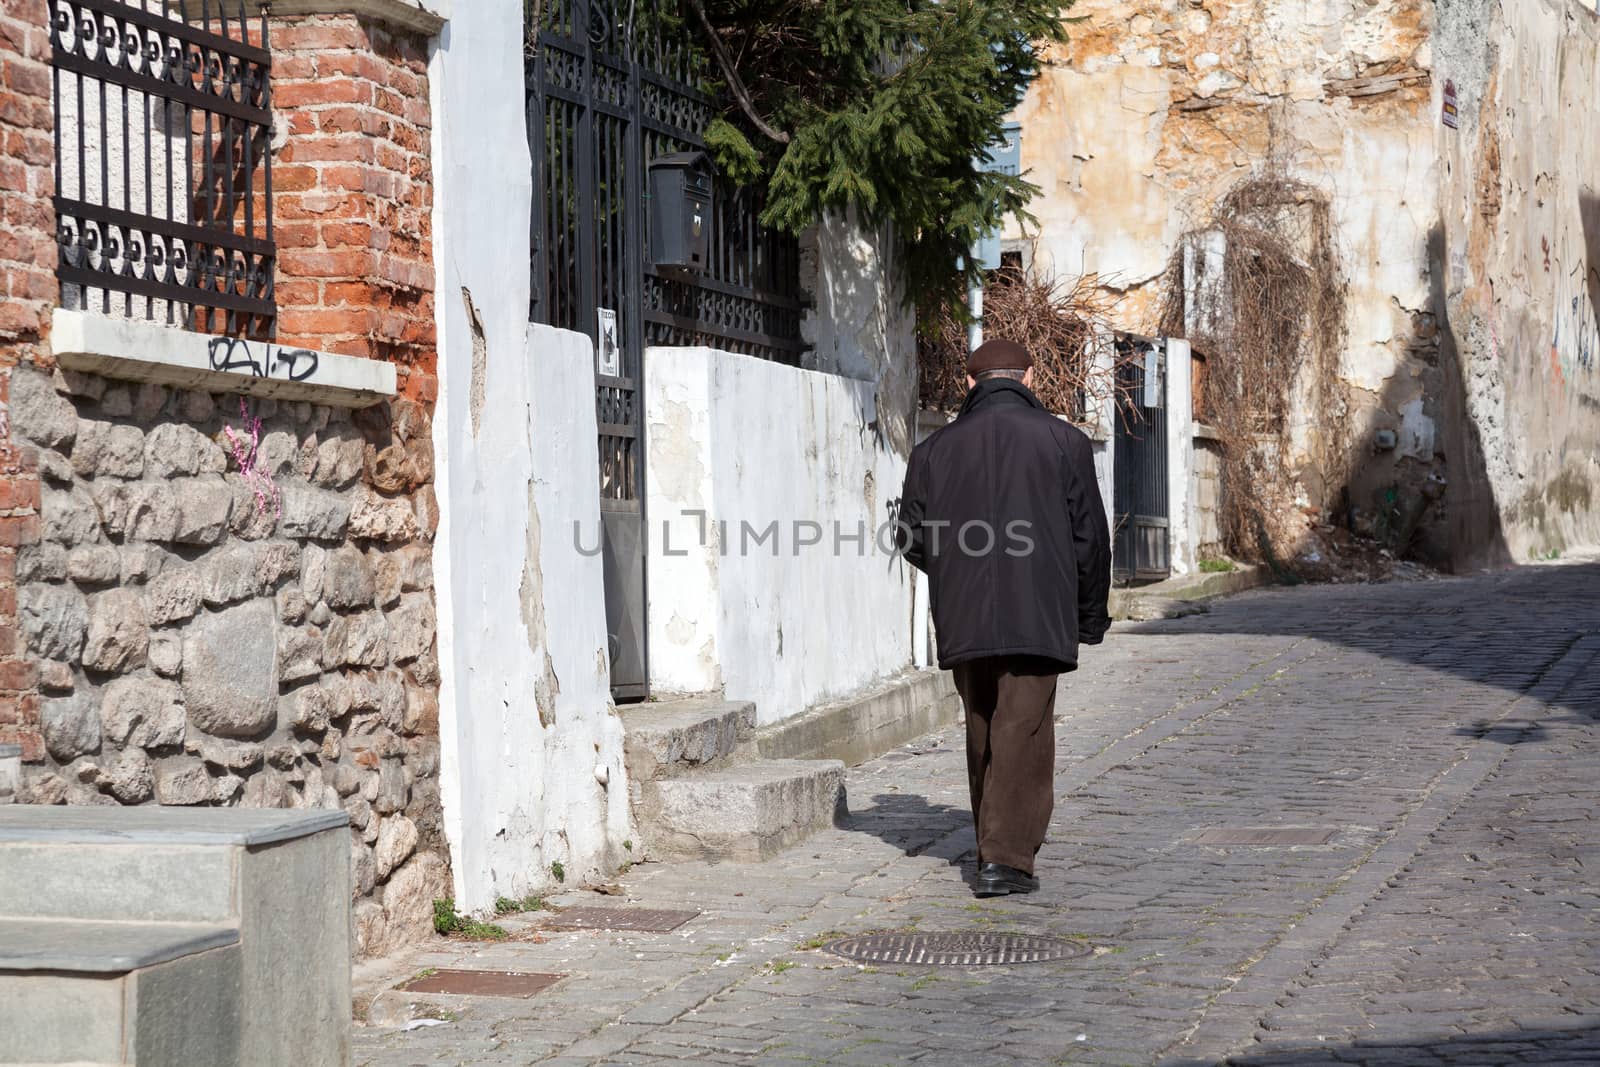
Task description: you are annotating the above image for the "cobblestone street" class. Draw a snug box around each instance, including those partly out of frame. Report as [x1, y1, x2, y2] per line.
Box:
[354, 563, 1600, 1067]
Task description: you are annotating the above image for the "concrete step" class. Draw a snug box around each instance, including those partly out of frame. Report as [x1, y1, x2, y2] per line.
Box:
[0, 918, 243, 1065]
[638, 757, 846, 861]
[0, 806, 351, 1066]
[619, 696, 756, 782]
[756, 668, 959, 766]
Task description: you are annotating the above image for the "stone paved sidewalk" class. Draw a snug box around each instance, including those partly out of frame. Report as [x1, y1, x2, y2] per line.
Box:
[354, 562, 1600, 1067]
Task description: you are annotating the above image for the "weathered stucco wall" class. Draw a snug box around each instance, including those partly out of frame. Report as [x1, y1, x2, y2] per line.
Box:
[1011, 0, 1455, 559]
[645, 346, 915, 724]
[430, 4, 629, 915]
[1013, 0, 1600, 566]
[1432, 0, 1600, 563]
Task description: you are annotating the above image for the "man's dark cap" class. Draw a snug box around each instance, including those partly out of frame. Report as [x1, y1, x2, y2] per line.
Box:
[967, 338, 1033, 375]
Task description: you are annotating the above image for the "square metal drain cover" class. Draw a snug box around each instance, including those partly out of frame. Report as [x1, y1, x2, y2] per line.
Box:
[542, 907, 700, 932]
[399, 969, 563, 998]
[1190, 828, 1337, 846]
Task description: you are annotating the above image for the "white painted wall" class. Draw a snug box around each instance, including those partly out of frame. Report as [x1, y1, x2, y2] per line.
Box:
[645, 347, 916, 724]
[429, 5, 628, 913]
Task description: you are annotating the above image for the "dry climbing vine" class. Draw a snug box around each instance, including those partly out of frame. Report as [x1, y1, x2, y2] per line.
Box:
[1158, 174, 1350, 565]
[919, 263, 1130, 421]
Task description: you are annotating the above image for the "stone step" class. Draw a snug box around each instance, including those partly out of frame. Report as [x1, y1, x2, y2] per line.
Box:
[619, 696, 756, 782]
[0, 918, 243, 1065]
[637, 757, 846, 861]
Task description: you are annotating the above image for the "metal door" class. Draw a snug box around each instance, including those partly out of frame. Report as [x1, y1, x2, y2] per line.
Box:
[1112, 339, 1171, 583]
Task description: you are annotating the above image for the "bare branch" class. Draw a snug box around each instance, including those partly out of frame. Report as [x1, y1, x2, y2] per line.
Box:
[684, 0, 791, 145]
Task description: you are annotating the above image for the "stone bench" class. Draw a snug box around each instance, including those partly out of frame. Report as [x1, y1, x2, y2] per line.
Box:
[0, 806, 351, 1066]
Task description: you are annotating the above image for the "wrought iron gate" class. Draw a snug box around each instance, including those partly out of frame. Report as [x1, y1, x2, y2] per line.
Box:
[1112, 337, 1171, 584]
[525, 0, 803, 700]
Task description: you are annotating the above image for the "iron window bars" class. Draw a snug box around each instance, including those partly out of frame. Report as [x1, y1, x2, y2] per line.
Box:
[50, 0, 276, 337]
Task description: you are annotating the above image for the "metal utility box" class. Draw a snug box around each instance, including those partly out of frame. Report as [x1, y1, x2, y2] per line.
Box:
[648, 152, 713, 271]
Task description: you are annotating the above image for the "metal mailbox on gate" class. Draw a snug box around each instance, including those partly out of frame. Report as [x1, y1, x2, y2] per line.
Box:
[648, 152, 713, 271]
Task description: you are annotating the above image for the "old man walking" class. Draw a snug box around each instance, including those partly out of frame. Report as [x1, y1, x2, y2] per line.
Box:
[896, 338, 1112, 897]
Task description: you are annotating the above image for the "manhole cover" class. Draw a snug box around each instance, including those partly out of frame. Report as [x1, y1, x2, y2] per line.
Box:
[822, 932, 1090, 967]
[399, 969, 563, 998]
[1190, 828, 1337, 846]
[543, 907, 700, 932]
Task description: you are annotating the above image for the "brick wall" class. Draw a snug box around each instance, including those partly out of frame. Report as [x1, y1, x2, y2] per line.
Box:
[0, 0, 55, 762]
[270, 14, 437, 408]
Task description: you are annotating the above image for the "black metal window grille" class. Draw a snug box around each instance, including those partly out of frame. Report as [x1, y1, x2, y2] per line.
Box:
[50, 0, 276, 337]
[526, 0, 804, 504]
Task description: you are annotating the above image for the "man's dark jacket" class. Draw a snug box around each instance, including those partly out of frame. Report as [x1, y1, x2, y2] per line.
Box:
[896, 377, 1112, 671]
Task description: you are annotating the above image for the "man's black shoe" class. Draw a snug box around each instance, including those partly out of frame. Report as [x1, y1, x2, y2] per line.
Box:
[974, 862, 1039, 897]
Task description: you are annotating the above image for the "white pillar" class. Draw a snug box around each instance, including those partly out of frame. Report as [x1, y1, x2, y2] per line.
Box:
[1164, 337, 1197, 577]
[1089, 325, 1117, 526]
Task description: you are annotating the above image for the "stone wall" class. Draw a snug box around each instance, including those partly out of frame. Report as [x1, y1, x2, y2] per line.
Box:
[9, 362, 445, 956]
[0, 1, 448, 958]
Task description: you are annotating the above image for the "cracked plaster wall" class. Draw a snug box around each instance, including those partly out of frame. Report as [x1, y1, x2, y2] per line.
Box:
[1010, 0, 1456, 555]
[429, 4, 629, 915]
[645, 347, 915, 725]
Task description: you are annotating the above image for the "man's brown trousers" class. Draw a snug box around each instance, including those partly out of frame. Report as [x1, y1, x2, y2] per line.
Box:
[952, 655, 1059, 875]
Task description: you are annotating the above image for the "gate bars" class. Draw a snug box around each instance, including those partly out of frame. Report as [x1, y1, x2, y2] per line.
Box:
[50, 0, 276, 338]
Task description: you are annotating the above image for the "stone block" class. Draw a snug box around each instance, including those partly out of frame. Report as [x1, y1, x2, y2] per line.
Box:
[103, 747, 154, 803]
[100, 677, 185, 750]
[348, 487, 419, 543]
[145, 422, 225, 478]
[41, 693, 100, 762]
[7, 365, 78, 449]
[386, 592, 435, 663]
[323, 544, 375, 609]
[201, 542, 265, 606]
[148, 631, 182, 677]
[82, 587, 149, 673]
[181, 600, 279, 738]
[20, 582, 88, 660]
[172, 477, 234, 545]
[279, 626, 324, 683]
[641, 759, 846, 862]
[16, 542, 68, 582]
[155, 756, 212, 805]
[374, 813, 417, 879]
[41, 484, 100, 544]
[66, 544, 121, 585]
[144, 567, 202, 626]
[280, 484, 353, 540]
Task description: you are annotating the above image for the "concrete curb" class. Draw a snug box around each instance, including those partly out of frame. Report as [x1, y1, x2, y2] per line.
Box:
[754, 668, 961, 767]
[1111, 563, 1270, 621]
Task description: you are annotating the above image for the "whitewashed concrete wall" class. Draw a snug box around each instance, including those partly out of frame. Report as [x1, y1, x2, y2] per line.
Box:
[645, 347, 915, 725]
[429, 4, 628, 913]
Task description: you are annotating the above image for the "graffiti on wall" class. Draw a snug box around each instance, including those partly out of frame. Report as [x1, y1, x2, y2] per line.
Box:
[1549, 196, 1600, 387]
[207, 337, 321, 383]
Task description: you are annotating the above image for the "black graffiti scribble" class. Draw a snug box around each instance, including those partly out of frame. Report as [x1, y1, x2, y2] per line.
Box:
[207, 337, 321, 383]
[272, 346, 320, 382]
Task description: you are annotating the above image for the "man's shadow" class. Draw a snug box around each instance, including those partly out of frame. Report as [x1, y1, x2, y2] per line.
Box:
[843, 792, 986, 889]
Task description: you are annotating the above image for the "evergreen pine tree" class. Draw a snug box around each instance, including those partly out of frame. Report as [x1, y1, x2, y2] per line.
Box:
[692, 0, 1073, 315]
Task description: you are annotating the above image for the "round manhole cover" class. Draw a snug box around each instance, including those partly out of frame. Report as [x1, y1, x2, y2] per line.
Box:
[822, 931, 1091, 967]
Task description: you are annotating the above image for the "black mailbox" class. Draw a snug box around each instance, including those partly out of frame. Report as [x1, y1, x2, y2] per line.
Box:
[648, 151, 713, 271]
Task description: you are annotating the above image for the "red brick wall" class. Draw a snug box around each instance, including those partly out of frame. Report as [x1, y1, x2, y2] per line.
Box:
[270, 14, 437, 407]
[0, 0, 54, 762]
